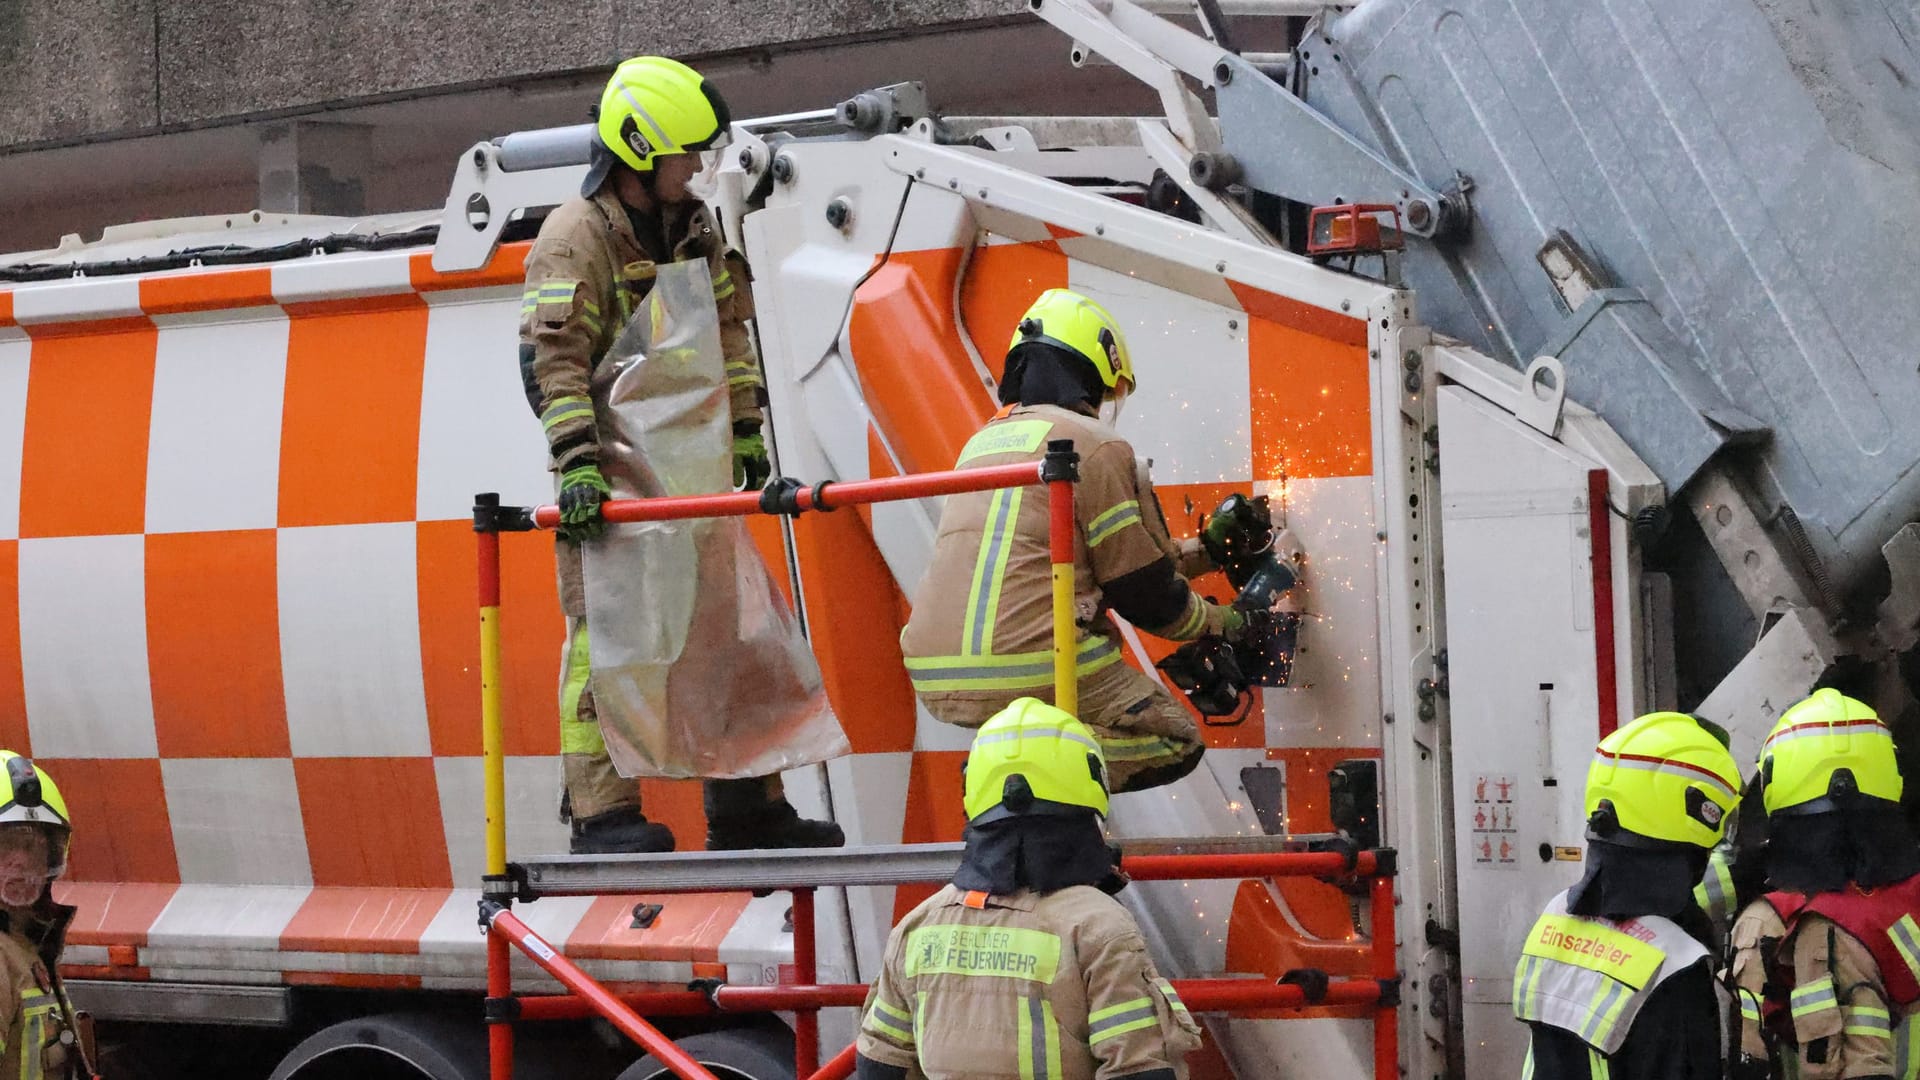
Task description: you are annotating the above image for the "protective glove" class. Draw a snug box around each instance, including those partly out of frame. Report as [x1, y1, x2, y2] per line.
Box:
[557, 463, 611, 542]
[1217, 603, 1248, 640]
[733, 430, 771, 491]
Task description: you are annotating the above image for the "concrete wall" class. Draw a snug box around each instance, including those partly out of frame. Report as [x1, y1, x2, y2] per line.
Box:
[0, 0, 1170, 253]
[0, 0, 1019, 152]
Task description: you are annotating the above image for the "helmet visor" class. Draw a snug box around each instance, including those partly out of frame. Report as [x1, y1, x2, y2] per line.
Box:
[685, 146, 727, 201]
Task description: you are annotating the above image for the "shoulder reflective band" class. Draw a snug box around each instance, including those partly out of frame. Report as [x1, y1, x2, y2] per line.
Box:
[1088, 995, 1156, 1045]
[1790, 974, 1838, 1021]
[957, 420, 1055, 466]
[1017, 994, 1062, 1080]
[1522, 914, 1668, 990]
[1847, 1002, 1893, 1039]
[904, 924, 1061, 984]
[866, 996, 915, 1045]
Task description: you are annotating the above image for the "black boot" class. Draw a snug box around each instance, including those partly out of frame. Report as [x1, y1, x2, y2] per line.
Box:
[570, 807, 676, 854]
[704, 778, 845, 851]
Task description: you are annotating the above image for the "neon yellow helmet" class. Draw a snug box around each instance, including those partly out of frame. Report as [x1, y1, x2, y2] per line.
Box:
[594, 56, 731, 175]
[0, 752, 69, 878]
[1008, 289, 1135, 398]
[1759, 689, 1902, 816]
[1586, 712, 1740, 849]
[963, 698, 1109, 823]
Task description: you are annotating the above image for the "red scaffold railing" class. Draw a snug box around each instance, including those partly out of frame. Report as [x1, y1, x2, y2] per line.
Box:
[472, 448, 1402, 1080]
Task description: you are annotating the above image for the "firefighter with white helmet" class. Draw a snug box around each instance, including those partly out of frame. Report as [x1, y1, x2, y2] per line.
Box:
[1513, 712, 1740, 1078]
[0, 752, 90, 1079]
[519, 56, 840, 854]
[1726, 689, 1920, 1079]
[855, 698, 1201, 1079]
[899, 289, 1240, 794]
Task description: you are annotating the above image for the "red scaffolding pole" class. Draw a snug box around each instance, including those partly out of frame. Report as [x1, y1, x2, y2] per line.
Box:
[473, 453, 1402, 1080]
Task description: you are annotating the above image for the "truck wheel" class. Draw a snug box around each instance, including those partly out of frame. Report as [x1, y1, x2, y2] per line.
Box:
[270, 1013, 486, 1080]
[615, 1026, 796, 1080]
[270, 1013, 614, 1080]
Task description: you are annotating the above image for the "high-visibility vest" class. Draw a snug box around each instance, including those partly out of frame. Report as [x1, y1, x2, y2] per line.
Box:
[1760, 872, 1920, 1075]
[1512, 889, 1710, 1055]
[1768, 873, 1920, 1007]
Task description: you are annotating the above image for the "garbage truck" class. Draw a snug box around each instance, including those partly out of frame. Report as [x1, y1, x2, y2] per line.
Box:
[0, 0, 1916, 1075]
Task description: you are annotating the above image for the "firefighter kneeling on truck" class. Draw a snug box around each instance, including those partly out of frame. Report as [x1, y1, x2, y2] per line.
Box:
[518, 56, 840, 854]
[856, 697, 1201, 1080]
[901, 289, 1248, 795]
[1726, 688, 1920, 1079]
[1512, 712, 1740, 1079]
[0, 753, 93, 1079]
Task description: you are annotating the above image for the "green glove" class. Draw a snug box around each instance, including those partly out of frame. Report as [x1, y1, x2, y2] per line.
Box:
[733, 431, 771, 490]
[557, 463, 611, 542]
[1218, 604, 1247, 640]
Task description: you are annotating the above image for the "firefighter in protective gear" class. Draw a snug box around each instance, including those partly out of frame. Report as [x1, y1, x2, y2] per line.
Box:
[0, 754, 91, 1079]
[855, 699, 1202, 1080]
[519, 56, 839, 854]
[900, 289, 1239, 794]
[1726, 689, 1920, 1079]
[1512, 712, 1740, 1079]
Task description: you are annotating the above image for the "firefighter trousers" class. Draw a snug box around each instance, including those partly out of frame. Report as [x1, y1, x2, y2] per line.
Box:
[917, 660, 1204, 793]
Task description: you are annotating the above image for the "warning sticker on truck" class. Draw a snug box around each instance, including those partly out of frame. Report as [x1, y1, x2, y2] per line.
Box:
[1471, 773, 1520, 871]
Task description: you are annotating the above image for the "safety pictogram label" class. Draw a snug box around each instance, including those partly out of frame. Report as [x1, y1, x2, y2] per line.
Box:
[1470, 773, 1519, 871]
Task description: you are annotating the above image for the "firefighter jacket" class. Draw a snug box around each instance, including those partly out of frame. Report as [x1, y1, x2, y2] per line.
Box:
[857, 884, 1201, 1080]
[0, 903, 81, 1080]
[1512, 889, 1719, 1079]
[899, 405, 1231, 701]
[518, 184, 764, 474]
[1729, 873, 1920, 1078]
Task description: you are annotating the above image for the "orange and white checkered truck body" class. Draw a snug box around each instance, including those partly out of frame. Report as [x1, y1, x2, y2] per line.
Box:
[0, 242, 809, 996]
[0, 132, 1473, 1074]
